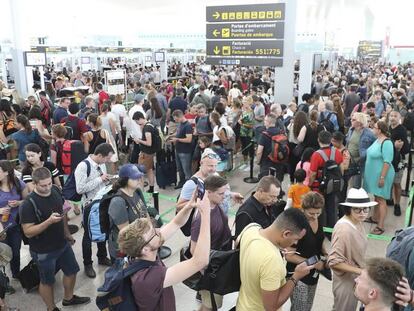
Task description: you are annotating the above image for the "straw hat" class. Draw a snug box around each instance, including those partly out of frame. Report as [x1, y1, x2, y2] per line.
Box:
[340, 188, 378, 208]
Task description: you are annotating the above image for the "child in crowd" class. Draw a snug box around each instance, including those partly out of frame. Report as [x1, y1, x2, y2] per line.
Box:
[192, 136, 212, 173]
[296, 147, 314, 186]
[184, 105, 198, 129]
[287, 169, 310, 209]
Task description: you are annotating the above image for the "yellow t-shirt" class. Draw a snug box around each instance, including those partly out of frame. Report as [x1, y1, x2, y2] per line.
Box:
[236, 225, 286, 311]
[288, 183, 311, 208]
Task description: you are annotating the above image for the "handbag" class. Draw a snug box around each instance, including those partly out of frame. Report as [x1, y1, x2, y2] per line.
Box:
[180, 246, 203, 290]
[292, 143, 304, 157]
[0, 267, 9, 299]
[17, 260, 40, 293]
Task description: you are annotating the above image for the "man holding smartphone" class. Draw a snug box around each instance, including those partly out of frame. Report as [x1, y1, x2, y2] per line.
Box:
[20, 168, 90, 311]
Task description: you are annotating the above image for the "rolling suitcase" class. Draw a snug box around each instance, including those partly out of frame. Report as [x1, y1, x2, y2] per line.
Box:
[156, 146, 177, 189]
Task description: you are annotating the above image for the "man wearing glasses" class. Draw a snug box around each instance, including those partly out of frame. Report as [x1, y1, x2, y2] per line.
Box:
[74, 143, 114, 278]
[117, 189, 211, 311]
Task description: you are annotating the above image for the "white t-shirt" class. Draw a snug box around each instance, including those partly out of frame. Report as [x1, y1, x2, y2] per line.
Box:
[229, 88, 242, 99]
[126, 105, 145, 139]
[111, 104, 127, 131]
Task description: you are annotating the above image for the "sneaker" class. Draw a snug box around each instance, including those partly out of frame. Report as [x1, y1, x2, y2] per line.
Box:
[62, 295, 91, 306]
[394, 204, 402, 216]
[84, 265, 96, 278]
[98, 257, 112, 267]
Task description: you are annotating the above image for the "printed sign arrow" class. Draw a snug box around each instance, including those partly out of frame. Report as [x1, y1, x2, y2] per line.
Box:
[213, 46, 220, 55]
[212, 29, 220, 37]
[213, 12, 220, 19]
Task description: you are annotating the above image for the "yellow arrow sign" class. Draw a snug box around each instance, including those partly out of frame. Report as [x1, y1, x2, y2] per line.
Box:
[213, 12, 220, 19]
[213, 46, 220, 55]
[212, 29, 220, 37]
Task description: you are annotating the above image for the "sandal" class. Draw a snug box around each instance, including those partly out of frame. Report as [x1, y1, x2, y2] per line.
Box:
[364, 216, 378, 224]
[73, 206, 81, 216]
[371, 226, 385, 235]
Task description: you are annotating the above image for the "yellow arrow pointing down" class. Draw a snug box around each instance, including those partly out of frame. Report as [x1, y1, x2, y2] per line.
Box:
[213, 12, 220, 19]
[213, 46, 220, 55]
[213, 29, 219, 37]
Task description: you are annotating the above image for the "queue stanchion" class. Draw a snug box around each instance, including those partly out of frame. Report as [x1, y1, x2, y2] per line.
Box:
[403, 132, 414, 197]
[243, 140, 259, 184]
[153, 191, 171, 260]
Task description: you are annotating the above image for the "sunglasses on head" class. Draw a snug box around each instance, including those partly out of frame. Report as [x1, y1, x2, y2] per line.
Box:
[202, 153, 220, 160]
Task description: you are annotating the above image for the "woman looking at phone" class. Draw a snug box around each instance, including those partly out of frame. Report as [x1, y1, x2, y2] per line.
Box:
[0, 160, 28, 288]
[285, 192, 328, 311]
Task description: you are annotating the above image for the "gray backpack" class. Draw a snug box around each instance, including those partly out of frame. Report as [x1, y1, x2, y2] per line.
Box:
[386, 227, 414, 268]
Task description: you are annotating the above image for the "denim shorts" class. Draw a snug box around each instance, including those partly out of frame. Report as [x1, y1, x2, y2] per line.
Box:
[30, 242, 80, 285]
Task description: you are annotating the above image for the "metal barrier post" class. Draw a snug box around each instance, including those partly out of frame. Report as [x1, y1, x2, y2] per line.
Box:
[244, 140, 259, 184]
[403, 132, 413, 196]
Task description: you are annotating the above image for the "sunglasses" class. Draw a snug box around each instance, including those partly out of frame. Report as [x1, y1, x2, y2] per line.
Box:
[352, 206, 371, 214]
[202, 153, 220, 160]
[140, 228, 160, 250]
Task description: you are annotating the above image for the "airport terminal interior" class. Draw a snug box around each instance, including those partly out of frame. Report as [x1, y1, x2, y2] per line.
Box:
[1, 0, 414, 310]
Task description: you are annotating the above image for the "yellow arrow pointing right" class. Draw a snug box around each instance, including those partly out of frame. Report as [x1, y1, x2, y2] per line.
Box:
[213, 46, 220, 55]
[213, 29, 219, 37]
[213, 12, 220, 19]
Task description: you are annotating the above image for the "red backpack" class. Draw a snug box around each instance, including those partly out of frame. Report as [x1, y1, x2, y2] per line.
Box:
[264, 132, 290, 163]
[58, 140, 88, 175]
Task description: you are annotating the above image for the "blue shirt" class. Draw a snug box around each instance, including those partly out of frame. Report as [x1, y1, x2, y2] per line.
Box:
[0, 180, 26, 228]
[169, 97, 188, 121]
[375, 99, 386, 118]
[53, 106, 68, 124]
[319, 111, 339, 131]
[11, 129, 41, 162]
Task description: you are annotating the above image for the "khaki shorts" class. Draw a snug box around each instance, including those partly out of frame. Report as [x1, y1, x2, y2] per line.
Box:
[138, 152, 154, 171]
[199, 290, 223, 309]
[394, 169, 404, 184]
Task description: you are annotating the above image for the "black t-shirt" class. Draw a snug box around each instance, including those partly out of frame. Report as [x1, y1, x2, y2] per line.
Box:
[303, 124, 325, 150]
[21, 161, 60, 184]
[169, 97, 188, 121]
[390, 124, 409, 169]
[175, 121, 193, 154]
[20, 187, 65, 253]
[258, 126, 281, 163]
[140, 123, 157, 154]
[286, 220, 324, 285]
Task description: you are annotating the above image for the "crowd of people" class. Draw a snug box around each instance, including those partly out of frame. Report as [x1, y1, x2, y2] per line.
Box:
[0, 58, 413, 311]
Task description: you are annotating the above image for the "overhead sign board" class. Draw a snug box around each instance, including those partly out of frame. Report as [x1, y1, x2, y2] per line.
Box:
[30, 46, 68, 53]
[206, 3, 285, 22]
[24, 51, 47, 66]
[206, 22, 284, 40]
[206, 3, 285, 67]
[357, 41, 383, 59]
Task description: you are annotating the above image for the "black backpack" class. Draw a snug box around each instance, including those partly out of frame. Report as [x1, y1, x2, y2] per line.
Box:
[64, 117, 81, 140]
[144, 123, 162, 153]
[320, 112, 335, 133]
[176, 177, 199, 237]
[403, 111, 414, 131]
[316, 147, 344, 194]
[188, 87, 199, 103]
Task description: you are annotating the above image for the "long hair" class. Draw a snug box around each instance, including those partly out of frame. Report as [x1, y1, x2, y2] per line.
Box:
[17, 115, 32, 134]
[149, 96, 162, 119]
[112, 177, 129, 193]
[0, 160, 21, 196]
[293, 111, 308, 138]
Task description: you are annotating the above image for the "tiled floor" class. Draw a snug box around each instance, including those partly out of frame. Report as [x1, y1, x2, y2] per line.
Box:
[5, 161, 410, 311]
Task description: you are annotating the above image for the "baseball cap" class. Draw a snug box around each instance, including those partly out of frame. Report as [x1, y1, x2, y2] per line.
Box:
[134, 94, 145, 103]
[118, 164, 144, 180]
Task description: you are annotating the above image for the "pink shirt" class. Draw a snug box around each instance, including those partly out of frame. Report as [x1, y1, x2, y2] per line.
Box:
[296, 161, 311, 186]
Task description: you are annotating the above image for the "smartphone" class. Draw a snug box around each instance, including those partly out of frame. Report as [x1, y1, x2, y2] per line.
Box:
[305, 255, 319, 266]
[196, 179, 205, 200]
[0, 223, 12, 236]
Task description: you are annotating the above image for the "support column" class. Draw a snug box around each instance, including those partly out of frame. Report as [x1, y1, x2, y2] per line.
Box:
[274, 0, 297, 106]
[9, 0, 30, 97]
[298, 51, 313, 104]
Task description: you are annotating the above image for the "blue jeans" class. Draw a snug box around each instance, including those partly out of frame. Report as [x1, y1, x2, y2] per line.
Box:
[176, 152, 192, 183]
[4, 225, 22, 278]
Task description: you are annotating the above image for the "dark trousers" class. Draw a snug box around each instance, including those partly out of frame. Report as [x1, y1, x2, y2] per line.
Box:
[4, 225, 22, 277]
[259, 160, 285, 184]
[82, 228, 107, 266]
[130, 142, 140, 164]
[321, 193, 338, 234]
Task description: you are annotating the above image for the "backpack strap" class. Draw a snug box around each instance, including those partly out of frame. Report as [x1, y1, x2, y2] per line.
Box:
[124, 259, 156, 278]
[329, 146, 336, 161]
[316, 149, 329, 162]
[28, 196, 43, 224]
